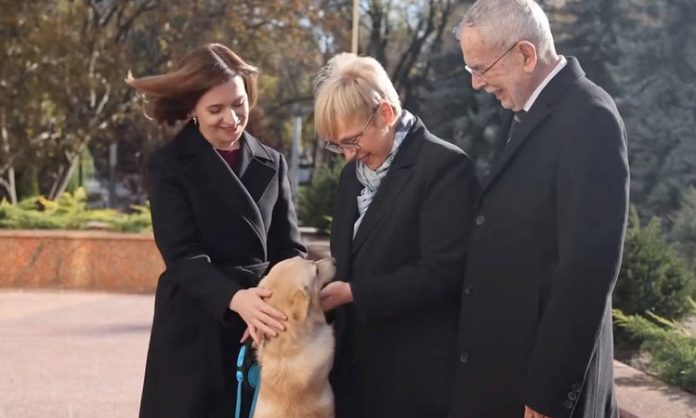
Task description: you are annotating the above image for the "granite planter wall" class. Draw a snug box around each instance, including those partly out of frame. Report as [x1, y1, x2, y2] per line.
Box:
[0, 229, 331, 293]
[0, 230, 164, 292]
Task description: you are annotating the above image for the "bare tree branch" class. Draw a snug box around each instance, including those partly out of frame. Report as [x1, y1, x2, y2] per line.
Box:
[115, 1, 160, 44]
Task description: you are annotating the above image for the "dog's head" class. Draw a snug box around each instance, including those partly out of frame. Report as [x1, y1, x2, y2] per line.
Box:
[259, 257, 335, 323]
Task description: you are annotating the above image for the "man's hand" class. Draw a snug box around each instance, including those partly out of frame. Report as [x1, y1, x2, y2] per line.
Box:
[524, 405, 551, 418]
[319, 281, 353, 312]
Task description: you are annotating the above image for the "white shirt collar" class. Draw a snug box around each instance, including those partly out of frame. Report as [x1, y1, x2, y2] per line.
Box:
[522, 55, 567, 112]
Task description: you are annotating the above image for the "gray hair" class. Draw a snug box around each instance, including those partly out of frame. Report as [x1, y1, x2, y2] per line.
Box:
[453, 0, 556, 58]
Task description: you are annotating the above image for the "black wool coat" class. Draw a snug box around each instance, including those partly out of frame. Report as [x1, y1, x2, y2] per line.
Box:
[449, 57, 629, 418]
[329, 117, 480, 418]
[139, 122, 306, 418]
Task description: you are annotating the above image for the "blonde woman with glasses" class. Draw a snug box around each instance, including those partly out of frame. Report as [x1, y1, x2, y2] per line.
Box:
[314, 52, 480, 418]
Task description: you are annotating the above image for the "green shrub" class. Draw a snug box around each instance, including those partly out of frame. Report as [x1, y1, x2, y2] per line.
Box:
[104, 204, 152, 232]
[0, 188, 152, 233]
[614, 207, 696, 321]
[614, 301, 696, 393]
[298, 161, 345, 235]
[670, 186, 696, 271]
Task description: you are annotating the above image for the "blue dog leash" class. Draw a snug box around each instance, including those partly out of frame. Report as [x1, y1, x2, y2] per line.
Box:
[235, 343, 261, 418]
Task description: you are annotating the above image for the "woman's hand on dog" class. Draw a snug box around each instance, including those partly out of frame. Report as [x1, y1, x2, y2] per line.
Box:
[319, 281, 353, 312]
[229, 287, 287, 344]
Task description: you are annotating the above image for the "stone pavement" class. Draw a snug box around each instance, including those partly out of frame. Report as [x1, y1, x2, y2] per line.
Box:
[2, 289, 696, 418]
[0, 290, 153, 418]
[615, 361, 696, 418]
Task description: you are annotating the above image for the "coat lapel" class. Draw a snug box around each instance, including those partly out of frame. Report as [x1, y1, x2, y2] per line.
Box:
[482, 108, 551, 192]
[351, 119, 423, 255]
[238, 133, 277, 205]
[481, 57, 585, 196]
[178, 124, 268, 255]
[331, 163, 362, 279]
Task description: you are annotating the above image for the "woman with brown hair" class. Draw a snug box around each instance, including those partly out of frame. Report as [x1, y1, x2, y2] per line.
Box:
[128, 43, 306, 418]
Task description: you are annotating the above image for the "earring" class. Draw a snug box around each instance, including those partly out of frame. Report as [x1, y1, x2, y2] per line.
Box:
[192, 116, 198, 126]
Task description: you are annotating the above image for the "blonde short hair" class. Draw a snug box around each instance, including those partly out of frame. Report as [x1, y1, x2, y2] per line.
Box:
[313, 53, 401, 141]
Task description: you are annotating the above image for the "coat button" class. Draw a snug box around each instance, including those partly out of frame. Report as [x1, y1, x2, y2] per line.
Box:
[571, 383, 581, 391]
[459, 352, 469, 364]
[463, 285, 473, 295]
[564, 399, 574, 409]
[475, 215, 485, 226]
[568, 392, 578, 400]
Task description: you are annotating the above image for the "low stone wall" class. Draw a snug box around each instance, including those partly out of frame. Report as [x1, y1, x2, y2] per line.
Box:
[0, 230, 331, 293]
[0, 230, 164, 292]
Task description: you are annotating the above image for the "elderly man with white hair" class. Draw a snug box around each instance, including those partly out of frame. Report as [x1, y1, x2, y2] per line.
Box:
[450, 1, 629, 418]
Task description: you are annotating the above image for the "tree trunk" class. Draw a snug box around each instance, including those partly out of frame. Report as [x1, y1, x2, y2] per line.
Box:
[0, 112, 17, 204]
[48, 149, 82, 201]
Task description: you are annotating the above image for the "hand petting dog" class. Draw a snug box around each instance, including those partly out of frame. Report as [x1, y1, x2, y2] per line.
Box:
[229, 287, 287, 345]
[319, 281, 353, 312]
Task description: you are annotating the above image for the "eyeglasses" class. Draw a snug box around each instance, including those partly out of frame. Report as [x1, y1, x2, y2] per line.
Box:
[465, 42, 518, 80]
[323, 106, 379, 154]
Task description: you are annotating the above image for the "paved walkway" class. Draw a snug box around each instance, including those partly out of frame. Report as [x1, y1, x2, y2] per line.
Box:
[0, 290, 153, 418]
[2, 289, 695, 418]
[615, 361, 696, 418]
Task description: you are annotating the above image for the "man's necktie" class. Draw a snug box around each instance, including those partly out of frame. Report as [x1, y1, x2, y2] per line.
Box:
[505, 111, 525, 145]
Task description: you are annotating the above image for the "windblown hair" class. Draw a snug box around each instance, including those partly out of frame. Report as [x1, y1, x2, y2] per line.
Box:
[313, 53, 401, 141]
[453, 0, 556, 59]
[126, 43, 258, 125]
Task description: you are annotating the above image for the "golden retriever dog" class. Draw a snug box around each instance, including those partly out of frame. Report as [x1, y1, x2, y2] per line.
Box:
[252, 257, 336, 418]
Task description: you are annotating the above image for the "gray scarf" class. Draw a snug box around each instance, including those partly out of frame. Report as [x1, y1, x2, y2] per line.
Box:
[353, 110, 416, 237]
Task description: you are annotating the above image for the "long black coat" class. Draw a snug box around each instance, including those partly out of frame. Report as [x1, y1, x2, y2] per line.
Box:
[139, 122, 306, 418]
[449, 58, 629, 418]
[329, 117, 480, 418]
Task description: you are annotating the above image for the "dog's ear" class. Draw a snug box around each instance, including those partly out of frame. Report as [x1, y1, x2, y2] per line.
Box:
[289, 286, 310, 322]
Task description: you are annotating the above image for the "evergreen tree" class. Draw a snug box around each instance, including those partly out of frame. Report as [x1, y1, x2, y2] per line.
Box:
[298, 159, 345, 235]
[544, 0, 623, 97]
[616, 0, 696, 221]
[614, 207, 696, 321]
[419, 45, 503, 181]
[670, 187, 696, 271]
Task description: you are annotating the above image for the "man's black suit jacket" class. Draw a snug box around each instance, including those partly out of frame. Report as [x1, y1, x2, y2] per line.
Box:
[450, 57, 629, 418]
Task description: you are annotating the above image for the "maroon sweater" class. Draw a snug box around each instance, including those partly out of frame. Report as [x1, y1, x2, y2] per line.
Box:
[216, 147, 242, 174]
